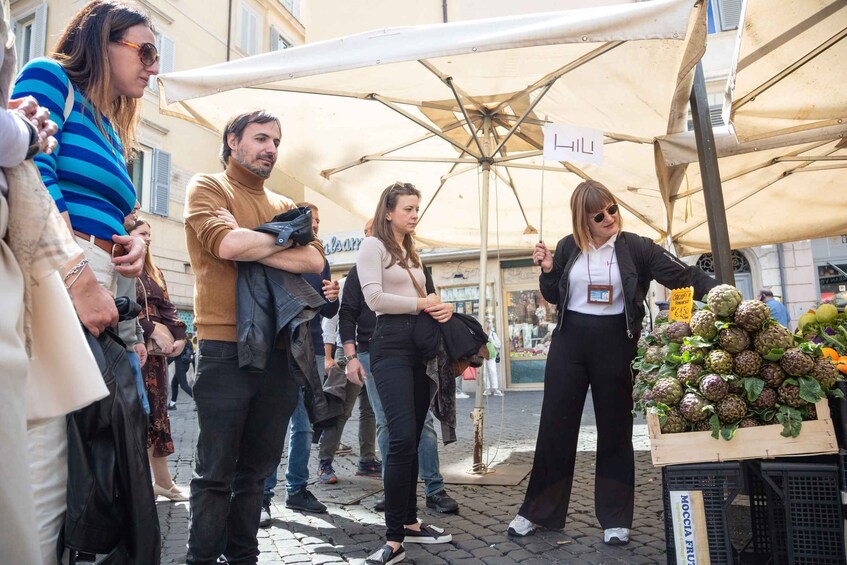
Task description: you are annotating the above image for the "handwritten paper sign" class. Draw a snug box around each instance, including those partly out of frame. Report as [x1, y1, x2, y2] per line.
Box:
[542, 124, 604, 165]
[668, 287, 695, 323]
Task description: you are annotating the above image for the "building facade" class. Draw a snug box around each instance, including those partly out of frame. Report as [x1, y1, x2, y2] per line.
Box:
[9, 0, 308, 330]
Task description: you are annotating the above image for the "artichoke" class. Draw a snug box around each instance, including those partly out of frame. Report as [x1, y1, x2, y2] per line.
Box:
[666, 322, 692, 344]
[655, 310, 670, 324]
[693, 420, 713, 432]
[660, 407, 688, 434]
[690, 309, 719, 340]
[679, 392, 709, 422]
[680, 343, 709, 362]
[707, 284, 743, 317]
[643, 345, 664, 366]
[677, 363, 703, 387]
[641, 389, 654, 403]
[759, 362, 787, 389]
[811, 357, 839, 390]
[718, 327, 751, 354]
[733, 350, 762, 378]
[753, 322, 794, 357]
[733, 300, 771, 332]
[738, 417, 760, 428]
[779, 347, 814, 377]
[699, 373, 729, 402]
[777, 381, 809, 408]
[750, 387, 777, 411]
[652, 377, 684, 406]
[705, 349, 734, 374]
[716, 394, 747, 423]
[805, 403, 818, 421]
[639, 368, 660, 386]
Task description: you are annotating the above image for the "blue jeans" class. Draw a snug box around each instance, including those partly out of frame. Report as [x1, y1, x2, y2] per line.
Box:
[361, 351, 444, 497]
[262, 355, 320, 499]
[126, 350, 150, 414]
[187, 340, 299, 565]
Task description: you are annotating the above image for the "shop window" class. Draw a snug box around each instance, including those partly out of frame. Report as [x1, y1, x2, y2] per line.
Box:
[818, 263, 847, 307]
[440, 284, 493, 318]
[504, 287, 555, 386]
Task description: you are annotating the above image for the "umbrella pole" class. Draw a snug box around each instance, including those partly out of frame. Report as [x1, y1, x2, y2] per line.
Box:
[472, 157, 491, 474]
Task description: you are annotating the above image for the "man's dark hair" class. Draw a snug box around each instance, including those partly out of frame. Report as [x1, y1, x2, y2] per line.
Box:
[220, 110, 281, 166]
[760, 289, 774, 298]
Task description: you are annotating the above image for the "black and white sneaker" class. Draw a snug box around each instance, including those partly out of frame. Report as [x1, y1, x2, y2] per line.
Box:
[403, 522, 452, 544]
[365, 544, 405, 564]
[259, 499, 271, 528]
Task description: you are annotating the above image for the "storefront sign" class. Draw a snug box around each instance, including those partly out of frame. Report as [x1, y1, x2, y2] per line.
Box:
[321, 234, 364, 256]
[669, 490, 710, 564]
[669, 287, 694, 323]
[542, 124, 604, 165]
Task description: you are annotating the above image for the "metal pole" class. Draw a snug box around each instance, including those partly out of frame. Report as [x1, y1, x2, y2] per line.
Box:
[472, 117, 492, 474]
[689, 62, 734, 285]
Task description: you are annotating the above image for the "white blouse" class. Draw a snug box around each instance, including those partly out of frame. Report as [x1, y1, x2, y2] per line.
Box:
[566, 231, 625, 315]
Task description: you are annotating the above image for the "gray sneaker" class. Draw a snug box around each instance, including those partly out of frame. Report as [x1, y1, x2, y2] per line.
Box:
[259, 500, 271, 528]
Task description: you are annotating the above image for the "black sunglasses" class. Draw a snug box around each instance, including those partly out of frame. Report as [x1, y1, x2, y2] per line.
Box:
[592, 203, 619, 223]
[116, 39, 159, 67]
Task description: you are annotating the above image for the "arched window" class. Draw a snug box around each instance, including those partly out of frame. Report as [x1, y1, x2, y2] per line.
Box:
[696, 251, 751, 274]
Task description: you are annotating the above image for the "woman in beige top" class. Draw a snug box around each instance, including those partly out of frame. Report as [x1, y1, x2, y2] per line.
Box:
[354, 182, 454, 565]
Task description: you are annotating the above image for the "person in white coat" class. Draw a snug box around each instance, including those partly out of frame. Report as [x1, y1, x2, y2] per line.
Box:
[483, 324, 502, 396]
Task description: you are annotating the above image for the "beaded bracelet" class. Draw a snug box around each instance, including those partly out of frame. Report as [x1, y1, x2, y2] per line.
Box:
[63, 258, 89, 284]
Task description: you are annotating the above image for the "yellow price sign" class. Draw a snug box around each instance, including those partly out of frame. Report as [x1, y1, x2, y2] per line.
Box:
[668, 287, 694, 323]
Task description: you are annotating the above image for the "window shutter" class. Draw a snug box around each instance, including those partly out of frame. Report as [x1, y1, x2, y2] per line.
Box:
[31, 3, 48, 59]
[249, 12, 258, 54]
[149, 35, 175, 93]
[709, 104, 724, 128]
[240, 5, 258, 55]
[150, 149, 171, 217]
[718, 0, 742, 31]
[269, 26, 280, 52]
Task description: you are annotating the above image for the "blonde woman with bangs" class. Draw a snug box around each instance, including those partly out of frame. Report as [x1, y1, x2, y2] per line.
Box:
[129, 218, 188, 502]
[508, 180, 717, 546]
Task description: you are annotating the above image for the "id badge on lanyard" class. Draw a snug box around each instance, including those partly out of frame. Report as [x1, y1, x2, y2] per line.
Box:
[587, 284, 613, 304]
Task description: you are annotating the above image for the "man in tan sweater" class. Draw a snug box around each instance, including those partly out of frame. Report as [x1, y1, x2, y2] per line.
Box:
[183, 110, 324, 565]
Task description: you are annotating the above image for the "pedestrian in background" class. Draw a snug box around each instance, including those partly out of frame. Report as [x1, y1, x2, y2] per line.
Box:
[509, 180, 717, 546]
[168, 333, 194, 410]
[130, 218, 188, 502]
[759, 288, 790, 328]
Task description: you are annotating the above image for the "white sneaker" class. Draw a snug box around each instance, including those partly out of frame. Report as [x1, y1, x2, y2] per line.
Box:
[456, 391, 470, 399]
[483, 389, 491, 396]
[507, 514, 536, 537]
[604, 527, 630, 545]
[493, 390, 503, 396]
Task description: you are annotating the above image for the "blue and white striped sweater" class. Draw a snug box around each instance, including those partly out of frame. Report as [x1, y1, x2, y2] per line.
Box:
[13, 57, 136, 239]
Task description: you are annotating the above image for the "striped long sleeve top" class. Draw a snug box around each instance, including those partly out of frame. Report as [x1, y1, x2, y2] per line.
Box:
[13, 58, 137, 239]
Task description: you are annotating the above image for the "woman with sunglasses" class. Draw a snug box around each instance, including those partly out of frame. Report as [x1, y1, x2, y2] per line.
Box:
[13, 0, 156, 294]
[507, 180, 716, 546]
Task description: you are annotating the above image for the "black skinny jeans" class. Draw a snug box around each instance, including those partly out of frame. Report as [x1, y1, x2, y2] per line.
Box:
[519, 311, 638, 530]
[370, 314, 431, 543]
[171, 360, 193, 402]
[187, 340, 299, 564]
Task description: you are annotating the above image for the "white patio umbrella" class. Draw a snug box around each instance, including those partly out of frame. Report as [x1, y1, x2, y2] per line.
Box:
[654, 0, 847, 256]
[158, 0, 707, 471]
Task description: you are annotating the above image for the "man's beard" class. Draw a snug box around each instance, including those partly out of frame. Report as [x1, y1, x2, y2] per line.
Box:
[235, 148, 274, 179]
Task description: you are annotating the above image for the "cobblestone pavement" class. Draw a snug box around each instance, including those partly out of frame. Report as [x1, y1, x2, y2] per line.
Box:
[160, 389, 667, 564]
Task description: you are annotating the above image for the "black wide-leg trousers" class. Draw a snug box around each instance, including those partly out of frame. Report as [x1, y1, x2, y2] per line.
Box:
[519, 310, 638, 530]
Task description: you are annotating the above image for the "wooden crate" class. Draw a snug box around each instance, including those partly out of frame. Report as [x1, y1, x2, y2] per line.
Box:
[647, 399, 838, 467]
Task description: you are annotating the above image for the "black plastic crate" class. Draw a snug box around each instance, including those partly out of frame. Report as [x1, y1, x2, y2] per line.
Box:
[663, 462, 743, 565]
[760, 461, 846, 565]
[743, 460, 773, 557]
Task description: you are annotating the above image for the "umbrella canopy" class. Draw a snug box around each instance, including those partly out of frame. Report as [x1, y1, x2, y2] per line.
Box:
[656, 123, 847, 256]
[655, 0, 847, 256]
[724, 0, 847, 143]
[158, 0, 706, 249]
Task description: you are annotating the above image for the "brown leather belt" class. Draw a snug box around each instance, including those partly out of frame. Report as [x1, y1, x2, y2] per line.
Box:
[73, 230, 127, 257]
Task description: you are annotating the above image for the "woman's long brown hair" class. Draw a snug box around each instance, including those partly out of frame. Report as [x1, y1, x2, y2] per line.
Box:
[52, 0, 153, 161]
[371, 182, 421, 269]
